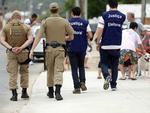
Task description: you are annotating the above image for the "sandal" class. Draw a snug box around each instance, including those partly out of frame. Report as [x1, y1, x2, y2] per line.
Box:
[97, 76, 102, 79]
[131, 78, 137, 80]
[119, 77, 126, 80]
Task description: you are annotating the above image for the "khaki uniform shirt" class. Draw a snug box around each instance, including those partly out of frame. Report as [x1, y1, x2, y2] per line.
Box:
[40, 14, 74, 44]
[1, 19, 30, 47]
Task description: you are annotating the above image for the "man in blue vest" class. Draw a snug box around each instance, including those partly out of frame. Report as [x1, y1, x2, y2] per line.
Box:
[67, 7, 92, 94]
[94, 0, 126, 91]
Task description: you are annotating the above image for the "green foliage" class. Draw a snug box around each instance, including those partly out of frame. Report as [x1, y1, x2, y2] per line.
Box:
[64, 0, 75, 11]
[4, 0, 142, 19]
[119, 0, 141, 4]
[88, 0, 107, 18]
[38, 12, 49, 21]
[88, 0, 141, 18]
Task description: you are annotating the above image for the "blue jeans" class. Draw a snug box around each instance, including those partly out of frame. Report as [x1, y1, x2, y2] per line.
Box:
[100, 49, 120, 88]
[68, 52, 86, 89]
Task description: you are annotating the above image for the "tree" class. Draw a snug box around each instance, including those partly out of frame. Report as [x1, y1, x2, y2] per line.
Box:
[88, 0, 141, 18]
[119, 0, 141, 4]
[64, 0, 142, 18]
[88, 0, 107, 18]
[64, 0, 75, 11]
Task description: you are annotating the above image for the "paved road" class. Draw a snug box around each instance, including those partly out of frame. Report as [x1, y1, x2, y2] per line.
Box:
[20, 71, 150, 113]
[1, 42, 150, 113]
[0, 45, 43, 113]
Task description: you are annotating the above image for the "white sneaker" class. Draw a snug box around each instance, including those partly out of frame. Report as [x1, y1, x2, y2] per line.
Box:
[103, 76, 111, 90]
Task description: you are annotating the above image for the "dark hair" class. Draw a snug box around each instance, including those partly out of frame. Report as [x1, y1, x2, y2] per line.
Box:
[31, 13, 37, 18]
[71, 7, 81, 16]
[108, 0, 118, 8]
[129, 22, 138, 29]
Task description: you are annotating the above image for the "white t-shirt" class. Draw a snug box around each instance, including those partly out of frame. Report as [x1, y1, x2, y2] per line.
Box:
[121, 29, 142, 51]
[87, 24, 92, 32]
[31, 25, 40, 38]
[24, 18, 31, 25]
[97, 16, 104, 29]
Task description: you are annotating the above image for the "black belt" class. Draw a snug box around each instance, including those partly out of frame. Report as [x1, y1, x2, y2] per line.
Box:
[46, 43, 65, 48]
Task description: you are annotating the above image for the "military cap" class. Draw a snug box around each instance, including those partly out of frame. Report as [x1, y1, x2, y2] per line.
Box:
[49, 2, 59, 10]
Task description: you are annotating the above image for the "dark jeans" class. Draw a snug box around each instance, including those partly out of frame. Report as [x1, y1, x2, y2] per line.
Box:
[68, 52, 86, 89]
[100, 49, 120, 88]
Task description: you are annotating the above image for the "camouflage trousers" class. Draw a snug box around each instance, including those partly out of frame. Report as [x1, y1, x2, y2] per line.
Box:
[119, 49, 138, 65]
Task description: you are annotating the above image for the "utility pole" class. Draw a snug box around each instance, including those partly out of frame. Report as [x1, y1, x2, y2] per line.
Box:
[0, 0, 5, 31]
[29, 0, 33, 15]
[75, 0, 80, 7]
[84, 0, 87, 19]
[141, 0, 146, 24]
[0, 0, 5, 13]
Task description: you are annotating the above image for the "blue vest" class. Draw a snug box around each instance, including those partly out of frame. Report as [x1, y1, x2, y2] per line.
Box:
[101, 10, 126, 47]
[67, 17, 88, 52]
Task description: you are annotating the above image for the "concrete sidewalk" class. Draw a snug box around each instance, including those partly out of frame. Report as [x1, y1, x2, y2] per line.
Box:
[20, 71, 150, 113]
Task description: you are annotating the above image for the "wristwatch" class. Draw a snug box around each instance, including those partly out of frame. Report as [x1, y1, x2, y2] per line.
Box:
[9, 48, 12, 51]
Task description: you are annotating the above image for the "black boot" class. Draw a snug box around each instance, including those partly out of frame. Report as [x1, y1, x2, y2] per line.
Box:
[55, 85, 63, 101]
[10, 89, 18, 101]
[21, 88, 29, 99]
[47, 87, 54, 98]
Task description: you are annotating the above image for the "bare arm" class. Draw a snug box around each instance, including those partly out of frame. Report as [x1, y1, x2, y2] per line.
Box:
[65, 34, 74, 41]
[65, 21, 74, 41]
[29, 29, 43, 59]
[30, 21, 37, 27]
[87, 31, 93, 40]
[0, 35, 12, 50]
[30, 29, 43, 52]
[138, 44, 146, 54]
[93, 27, 103, 44]
[93, 27, 103, 51]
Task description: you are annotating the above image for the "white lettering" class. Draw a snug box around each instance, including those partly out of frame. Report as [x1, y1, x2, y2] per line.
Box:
[71, 22, 83, 26]
[108, 14, 122, 19]
[74, 31, 82, 35]
[108, 22, 121, 27]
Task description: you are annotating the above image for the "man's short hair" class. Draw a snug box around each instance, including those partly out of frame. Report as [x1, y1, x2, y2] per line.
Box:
[71, 7, 81, 16]
[129, 22, 138, 29]
[108, 0, 118, 8]
[11, 10, 21, 19]
[31, 13, 37, 18]
[127, 12, 135, 19]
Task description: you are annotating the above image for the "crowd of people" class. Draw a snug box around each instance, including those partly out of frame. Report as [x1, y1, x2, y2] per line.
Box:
[0, 0, 149, 102]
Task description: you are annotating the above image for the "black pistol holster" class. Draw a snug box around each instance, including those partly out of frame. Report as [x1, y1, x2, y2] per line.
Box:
[46, 41, 66, 49]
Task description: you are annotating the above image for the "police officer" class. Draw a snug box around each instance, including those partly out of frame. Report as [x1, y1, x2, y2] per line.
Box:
[0, 10, 33, 101]
[29, 2, 74, 101]
[67, 7, 92, 94]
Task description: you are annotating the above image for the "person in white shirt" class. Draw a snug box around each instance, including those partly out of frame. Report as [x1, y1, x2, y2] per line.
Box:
[127, 12, 146, 39]
[24, 13, 38, 27]
[127, 12, 147, 77]
[119, 22, 145, 80]
[24, 13, 38, 65]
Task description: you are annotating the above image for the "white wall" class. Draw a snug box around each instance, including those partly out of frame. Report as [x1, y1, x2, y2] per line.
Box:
[106, 4, 150, 18]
